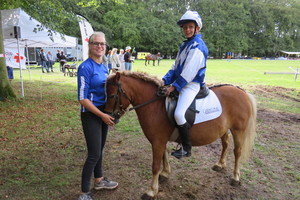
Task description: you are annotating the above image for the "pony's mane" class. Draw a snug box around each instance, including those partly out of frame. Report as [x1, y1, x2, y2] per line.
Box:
[209, 84, 245, 92]
[110, 71, 164, 87]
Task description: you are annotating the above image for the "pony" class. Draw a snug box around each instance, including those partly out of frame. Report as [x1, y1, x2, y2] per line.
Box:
[145, 53, 162, 66]
[105, 71, 257, 199]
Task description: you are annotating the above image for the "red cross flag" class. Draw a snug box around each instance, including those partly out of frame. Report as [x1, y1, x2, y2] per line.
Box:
[5, 48, 26, 69]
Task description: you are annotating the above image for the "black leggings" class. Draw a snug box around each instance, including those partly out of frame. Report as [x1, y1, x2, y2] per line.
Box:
[80, 107, 108, 193]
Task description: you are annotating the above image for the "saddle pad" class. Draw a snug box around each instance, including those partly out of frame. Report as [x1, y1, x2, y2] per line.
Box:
[165, 90, 222, 125]
[193, 90, 222, 124]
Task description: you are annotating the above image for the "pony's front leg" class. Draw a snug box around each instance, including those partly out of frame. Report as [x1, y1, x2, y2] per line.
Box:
[212, 130, 230, 171]
[159, 149, 171, 180]
[144, 143, 165, 198]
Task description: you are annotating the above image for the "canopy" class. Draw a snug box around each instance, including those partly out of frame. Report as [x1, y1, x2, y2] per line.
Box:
[1, 8, 77, 48]
[280, 51, 300, 55]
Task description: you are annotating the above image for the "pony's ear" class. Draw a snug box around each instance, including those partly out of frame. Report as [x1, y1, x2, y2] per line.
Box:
[115, 72, 121, 82]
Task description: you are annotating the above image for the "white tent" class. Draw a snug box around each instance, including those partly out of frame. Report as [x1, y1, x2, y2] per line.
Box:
[1, 8, 77, 48]
[1, 8, 78, 97]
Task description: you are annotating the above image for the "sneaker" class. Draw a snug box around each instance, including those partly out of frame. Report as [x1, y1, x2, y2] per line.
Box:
[94, 177, 118, 190]
[78, 192, 93, 200]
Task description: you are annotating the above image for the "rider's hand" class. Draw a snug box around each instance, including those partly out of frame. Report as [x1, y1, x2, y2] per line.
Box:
[167, 85, 175, 96]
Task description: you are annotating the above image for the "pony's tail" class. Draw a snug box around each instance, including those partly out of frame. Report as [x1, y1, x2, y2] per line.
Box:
[241, 93, 257, 163]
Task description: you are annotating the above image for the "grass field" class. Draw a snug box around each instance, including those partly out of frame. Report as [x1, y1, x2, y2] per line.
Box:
[1, 59, 299, 200]
[12, 59, 300, 113]
[17, 59, 300, 88]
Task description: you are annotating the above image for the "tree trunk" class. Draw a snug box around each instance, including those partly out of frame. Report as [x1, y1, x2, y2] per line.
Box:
[0, 14, 16, 100]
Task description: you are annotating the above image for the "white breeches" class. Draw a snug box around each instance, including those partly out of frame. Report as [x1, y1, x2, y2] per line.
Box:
[174, 82, 200, 125]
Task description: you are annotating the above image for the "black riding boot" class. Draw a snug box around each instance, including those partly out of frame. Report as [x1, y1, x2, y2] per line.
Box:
[171, 122, 192, 159]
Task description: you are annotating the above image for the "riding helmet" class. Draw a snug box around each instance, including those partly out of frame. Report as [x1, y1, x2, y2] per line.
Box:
[177, 11, 202, 28]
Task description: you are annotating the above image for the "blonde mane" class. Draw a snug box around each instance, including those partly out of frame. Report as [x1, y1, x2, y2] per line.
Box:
[109, 71, 164, 87]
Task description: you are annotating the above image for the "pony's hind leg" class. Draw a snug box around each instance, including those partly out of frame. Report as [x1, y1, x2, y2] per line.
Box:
[230, 129, 245, 186]
[212, 130, 230, 172]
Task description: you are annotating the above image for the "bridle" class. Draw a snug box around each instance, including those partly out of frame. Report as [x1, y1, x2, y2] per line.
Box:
[105, 81, 131, 122]
[105, 81, 166, 123]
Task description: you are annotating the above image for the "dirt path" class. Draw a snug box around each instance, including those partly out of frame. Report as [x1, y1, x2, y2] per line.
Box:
[64, 106, 300, 200]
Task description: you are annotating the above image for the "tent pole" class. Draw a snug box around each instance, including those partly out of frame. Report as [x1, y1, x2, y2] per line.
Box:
[76, 38, 78, 65]
[17, 37, 24, 97]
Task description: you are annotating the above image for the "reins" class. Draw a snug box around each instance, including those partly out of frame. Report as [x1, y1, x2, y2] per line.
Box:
[128, 95, 165, 111]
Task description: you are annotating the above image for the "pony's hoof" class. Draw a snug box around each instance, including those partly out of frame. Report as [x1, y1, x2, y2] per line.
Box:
[230, 178, 241, 186]
[159, 174, 169, 183]
[212, 165, 223, 172]
[141, 193, 155, 200]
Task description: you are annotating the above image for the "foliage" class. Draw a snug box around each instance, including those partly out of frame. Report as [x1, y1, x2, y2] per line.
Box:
[0, 0, 299, 99]
[1, 0, 299, 57]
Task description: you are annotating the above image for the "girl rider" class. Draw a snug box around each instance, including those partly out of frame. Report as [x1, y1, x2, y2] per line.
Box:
[163, 11, 209, 159]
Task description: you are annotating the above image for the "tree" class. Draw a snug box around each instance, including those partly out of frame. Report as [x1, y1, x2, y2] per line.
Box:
[0, 13, 16, 100]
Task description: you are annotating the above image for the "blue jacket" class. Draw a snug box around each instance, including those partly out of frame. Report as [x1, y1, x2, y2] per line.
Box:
[77, 58, 109, 112]
[163, 34, 208, 91]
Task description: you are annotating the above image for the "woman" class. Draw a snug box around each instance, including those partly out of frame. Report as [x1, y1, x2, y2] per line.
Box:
[118, 49, 125, 71]
[163, 11, 208, 159]
[110, 48, 121, 73]
[77, 32, 118, 200]
[106, 50, 112, 74]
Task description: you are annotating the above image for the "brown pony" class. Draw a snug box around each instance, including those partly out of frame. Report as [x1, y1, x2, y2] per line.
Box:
[105, 71, 257, 198]
[145, 53, 161, 66]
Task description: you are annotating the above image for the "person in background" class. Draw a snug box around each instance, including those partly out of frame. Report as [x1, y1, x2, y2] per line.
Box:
[163, 10, 208, 159]
[46, 51, 54, 72]
[40, 49, 49, 73]
[77, 31, 118, 200]
[102, 53, 108, 70]
[6, 66, 14, 82]
[106, 50, 112, 74]
[118, 49, 125, 71]
[56, 50, 62, 71]
[110, 48, 121, 73]
[60, 51, 67, 72]
[124, 46, 132, 71]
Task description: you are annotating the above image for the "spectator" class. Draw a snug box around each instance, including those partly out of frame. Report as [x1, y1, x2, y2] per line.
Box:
[102, 54, 108, 70]
[40, 49, 49, 73]
[118, 49, 125, 71]
[47, 51, 54, 72]
[56, 50, 62, 71]
[124, 46, 132, 71]
[7, 66, 14, 82]
[60, 51, 67, 72]
[110, 48, 121, 73]
[107, 50, 112, 74]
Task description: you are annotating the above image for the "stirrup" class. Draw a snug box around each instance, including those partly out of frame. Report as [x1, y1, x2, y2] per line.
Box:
[171, 147, 191, 159]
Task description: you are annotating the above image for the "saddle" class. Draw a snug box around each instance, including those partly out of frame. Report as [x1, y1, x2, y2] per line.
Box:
[166, 85, 210, 126]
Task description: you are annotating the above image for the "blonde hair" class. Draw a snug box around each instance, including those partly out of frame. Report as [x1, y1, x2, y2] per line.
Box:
[111, 48, 118, 55]
[88, 31, 106, 58]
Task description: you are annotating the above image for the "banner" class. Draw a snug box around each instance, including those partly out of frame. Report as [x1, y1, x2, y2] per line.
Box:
[77, 15, 94, 61]
[5, 48, 26, 69]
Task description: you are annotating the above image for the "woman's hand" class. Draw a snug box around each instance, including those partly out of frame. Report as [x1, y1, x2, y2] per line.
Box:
[101, 113, 115, 126]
